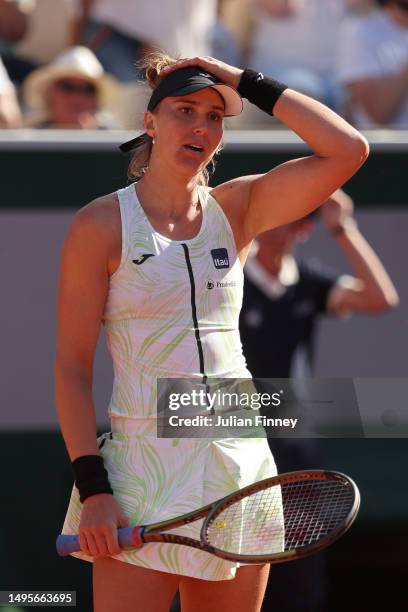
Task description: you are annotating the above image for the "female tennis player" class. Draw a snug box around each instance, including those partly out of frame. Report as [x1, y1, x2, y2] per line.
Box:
[55, 52, 369, 612]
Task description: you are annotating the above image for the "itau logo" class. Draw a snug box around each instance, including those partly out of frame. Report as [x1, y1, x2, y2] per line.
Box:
[211, 248, 229, 269]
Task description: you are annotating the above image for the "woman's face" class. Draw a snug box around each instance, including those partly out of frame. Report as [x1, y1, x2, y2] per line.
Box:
[145, 86, 225, 177]
[46, 77, 98, 128]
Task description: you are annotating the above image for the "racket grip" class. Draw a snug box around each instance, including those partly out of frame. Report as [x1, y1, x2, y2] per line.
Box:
[56, 527, 144, 556]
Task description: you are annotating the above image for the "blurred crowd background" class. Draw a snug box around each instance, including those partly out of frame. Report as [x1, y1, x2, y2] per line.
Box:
[1, 0, 408, 131]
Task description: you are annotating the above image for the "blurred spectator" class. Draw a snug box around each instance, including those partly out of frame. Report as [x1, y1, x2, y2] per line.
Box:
[16, 0, 76, 66]
[240, 189, 399, 612]
[21, 45, 120, 128]
[211, 0, 243, 67]
[247, 0, 351, 110]
[336, 0, 408, 127]
[241, 189, 399, 380]
[70, 0, 217, 81]
[218, 0, 253, 60]
[0, 0, 29, 44]
[0, 0, 38, 84]
[347, 0, 378, 11]
[0, 55, 22, 126]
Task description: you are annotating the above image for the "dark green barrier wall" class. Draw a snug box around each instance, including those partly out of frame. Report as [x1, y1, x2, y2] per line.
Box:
[2, 151, 407, 208]
[1, 130, 408, 208]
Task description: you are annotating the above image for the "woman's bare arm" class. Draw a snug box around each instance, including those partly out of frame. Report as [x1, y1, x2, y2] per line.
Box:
[54, 198, 129, 558]
[242, 89, 369, 238]
[54, 201, 111, 460]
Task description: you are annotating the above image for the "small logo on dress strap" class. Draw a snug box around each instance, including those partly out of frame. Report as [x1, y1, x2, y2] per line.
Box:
[133, 254, 155, 265]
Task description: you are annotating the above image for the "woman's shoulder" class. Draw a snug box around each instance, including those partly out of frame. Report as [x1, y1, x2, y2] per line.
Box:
[208, 177, 256, 254]
[68, 192, 121, 251]
[73, 192, 119, 229]
[211, 175, 248, 198]
[210, 176, 254, 219]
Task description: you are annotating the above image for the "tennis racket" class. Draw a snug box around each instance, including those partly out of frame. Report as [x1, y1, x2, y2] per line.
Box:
[56, 470, 360, 563]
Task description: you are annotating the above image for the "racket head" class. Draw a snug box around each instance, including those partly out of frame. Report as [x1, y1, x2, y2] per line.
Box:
[201, 470, 360, 563]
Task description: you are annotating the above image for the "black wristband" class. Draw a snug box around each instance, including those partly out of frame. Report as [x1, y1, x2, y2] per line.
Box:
[71, 455, 113, 503]
[237, 68, 288, 116]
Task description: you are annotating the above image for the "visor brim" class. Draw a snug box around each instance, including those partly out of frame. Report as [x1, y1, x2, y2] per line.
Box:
[164, 81, 243, 117]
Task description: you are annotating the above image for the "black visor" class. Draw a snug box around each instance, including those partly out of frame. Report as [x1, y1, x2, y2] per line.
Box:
[147, 66, 243, 116]
[119, 66, 243, 153]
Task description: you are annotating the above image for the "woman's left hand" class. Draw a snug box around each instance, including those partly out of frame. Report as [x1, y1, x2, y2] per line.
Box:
[159, 56, 243, 89]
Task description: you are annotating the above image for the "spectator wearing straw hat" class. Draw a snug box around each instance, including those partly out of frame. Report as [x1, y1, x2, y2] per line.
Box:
[22, 45, 121, 128]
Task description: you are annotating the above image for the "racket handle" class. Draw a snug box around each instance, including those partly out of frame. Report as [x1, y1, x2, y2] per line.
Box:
[56, 527, 144, 556]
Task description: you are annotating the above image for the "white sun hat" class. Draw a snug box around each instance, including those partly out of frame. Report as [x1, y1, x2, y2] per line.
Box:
[22, 46, 120, 110]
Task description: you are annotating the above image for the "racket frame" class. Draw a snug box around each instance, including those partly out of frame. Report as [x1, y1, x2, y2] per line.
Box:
[139, 470, 360, 564]
[57, 470, 360, 562]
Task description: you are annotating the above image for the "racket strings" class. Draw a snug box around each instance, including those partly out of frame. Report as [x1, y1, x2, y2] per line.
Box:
[206, 485, 284, 555]
[205, 478, 355, 556]
[283, 481, 354, 549]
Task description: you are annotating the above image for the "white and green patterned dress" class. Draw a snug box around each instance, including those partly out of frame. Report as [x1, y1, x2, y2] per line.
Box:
[62, 183, 281, 580]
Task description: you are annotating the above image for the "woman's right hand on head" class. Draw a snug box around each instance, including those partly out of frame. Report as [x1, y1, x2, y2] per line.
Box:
[78, 493, 130, 557]
[159, 56, 243, 90]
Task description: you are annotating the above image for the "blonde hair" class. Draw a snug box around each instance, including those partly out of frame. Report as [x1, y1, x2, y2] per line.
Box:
[128, 49, 222, 186]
